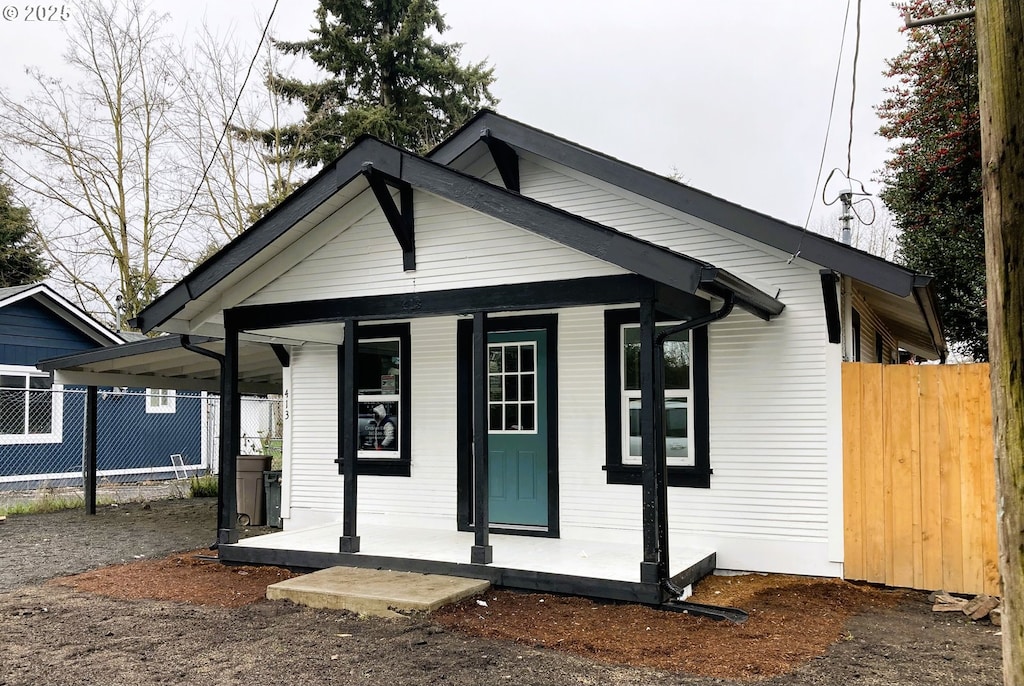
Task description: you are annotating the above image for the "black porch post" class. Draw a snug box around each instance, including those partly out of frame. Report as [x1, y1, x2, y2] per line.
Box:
[471, 311, 492, 564]
[83, 385, 98, 515]
[639, 296, 670, 585]
[339, 318, 360, 552]
[217, 321, 241, 545]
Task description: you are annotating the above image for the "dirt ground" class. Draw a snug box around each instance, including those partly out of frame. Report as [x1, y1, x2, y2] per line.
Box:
[0, 498, 1004, 685]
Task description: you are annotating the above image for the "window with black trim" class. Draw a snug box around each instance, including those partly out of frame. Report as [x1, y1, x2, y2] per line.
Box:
[350, 323, 410, 476]
[603, 310, 710, 488]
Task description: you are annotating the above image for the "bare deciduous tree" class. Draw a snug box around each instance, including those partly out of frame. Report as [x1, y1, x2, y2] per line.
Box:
[174, 26, 308, 266]
[0, 0, 192, 327]
[811, 207, 900, 261]
[0, 0, 308, 327]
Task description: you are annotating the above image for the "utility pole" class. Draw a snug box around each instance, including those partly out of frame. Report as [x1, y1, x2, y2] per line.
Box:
[976, 1, 1024, 683]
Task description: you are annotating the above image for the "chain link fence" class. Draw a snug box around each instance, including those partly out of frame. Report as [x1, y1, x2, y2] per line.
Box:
[0, 385, 282, 499]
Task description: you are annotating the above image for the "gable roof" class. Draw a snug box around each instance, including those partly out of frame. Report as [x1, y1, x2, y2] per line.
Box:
[0, 283, 124, 347]
[431, 110, 925, 296]
[430, 110, 946, 359]
[132, 137, 783, 334]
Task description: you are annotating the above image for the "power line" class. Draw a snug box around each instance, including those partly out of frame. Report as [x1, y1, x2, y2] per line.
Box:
[846, 0, 863, 178]
[150, 0, 281, 284]
[789, 0, 854, 263]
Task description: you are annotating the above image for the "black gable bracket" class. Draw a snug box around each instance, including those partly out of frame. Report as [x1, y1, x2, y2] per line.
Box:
[270, 343, 290, 367]
[362, 163, 415, 271]
[481, 128, 520, 192]
[820, 270, 841, 344]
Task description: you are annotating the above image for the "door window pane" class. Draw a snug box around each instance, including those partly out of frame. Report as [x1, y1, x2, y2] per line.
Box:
[520, 345, 535, 372]
[504, 346, 519, 373]
[504, 375, 518, 401]
[520, 404, 536, 431]
[504, 404, 520, 431]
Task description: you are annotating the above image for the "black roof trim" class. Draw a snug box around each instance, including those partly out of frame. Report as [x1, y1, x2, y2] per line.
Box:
[37, 335, 218, 371]
[133, 134, 390, 332]
[430, 110, 926, 298]
[135, 137, 782, 331]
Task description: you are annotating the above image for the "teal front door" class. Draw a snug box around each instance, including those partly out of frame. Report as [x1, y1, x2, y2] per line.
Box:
[486, 330, 548, 527]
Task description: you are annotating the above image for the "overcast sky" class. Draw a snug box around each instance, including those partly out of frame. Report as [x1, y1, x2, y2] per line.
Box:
[0, 0, 910, 232]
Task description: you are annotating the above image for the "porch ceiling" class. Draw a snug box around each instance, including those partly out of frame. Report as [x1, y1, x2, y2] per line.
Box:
[855, 280, 946, 360]
[36, 335, 284, 395]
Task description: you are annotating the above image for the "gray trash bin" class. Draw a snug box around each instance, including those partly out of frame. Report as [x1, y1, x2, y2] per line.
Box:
[236, 455, 272, 526]
[263, 470, 283, 528]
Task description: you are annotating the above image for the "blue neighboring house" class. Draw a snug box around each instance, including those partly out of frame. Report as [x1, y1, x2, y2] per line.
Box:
[0, 283, 204, 488]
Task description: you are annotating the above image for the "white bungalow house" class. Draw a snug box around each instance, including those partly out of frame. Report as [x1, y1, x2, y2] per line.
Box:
[43, 111, 945, 604]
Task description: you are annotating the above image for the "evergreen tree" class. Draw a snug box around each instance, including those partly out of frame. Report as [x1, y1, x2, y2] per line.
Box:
[0, 176, 48, 287]
[877, 0, 985, 360]
[249, 0, 497, 167]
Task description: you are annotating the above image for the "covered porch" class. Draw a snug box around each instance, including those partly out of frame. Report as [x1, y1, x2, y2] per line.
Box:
[222, 521, 717, 604]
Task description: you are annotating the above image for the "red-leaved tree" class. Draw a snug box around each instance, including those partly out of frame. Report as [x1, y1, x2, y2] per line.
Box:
[877, 0, 986, 360]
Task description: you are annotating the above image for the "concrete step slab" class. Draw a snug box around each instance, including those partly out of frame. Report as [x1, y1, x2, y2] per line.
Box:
[267, 566, 489, 618]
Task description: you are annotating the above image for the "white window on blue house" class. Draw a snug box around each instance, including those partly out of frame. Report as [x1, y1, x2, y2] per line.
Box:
[0, 366, 62, 444]
[146, 388, 176, 414]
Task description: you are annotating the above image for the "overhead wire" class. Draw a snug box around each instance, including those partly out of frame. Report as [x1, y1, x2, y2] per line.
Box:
[788, 0, 854, 263]
[846, 0, 862, 178]
[143, 0, 281, 299]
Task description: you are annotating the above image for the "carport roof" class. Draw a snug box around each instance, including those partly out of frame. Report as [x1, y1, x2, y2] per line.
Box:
[37, 335, 283, 395]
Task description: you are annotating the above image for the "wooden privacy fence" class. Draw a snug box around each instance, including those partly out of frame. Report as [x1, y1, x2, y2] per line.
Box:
[843, 362, 1000, 596]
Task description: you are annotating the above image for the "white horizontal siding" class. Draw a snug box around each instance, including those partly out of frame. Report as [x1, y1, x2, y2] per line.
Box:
[288, 343, 342, 515]
[356, 316, 459, 525]
[506, 159, 840, 574]
[286, 300, 838, 575]
[283, 155, 843, 576]
[243, 190, 625, 307]
[555, 307, 643, 533]
[286, 319, 462, 530]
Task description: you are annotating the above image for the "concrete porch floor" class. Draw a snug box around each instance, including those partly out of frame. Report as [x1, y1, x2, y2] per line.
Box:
[267, 566, 491, 618]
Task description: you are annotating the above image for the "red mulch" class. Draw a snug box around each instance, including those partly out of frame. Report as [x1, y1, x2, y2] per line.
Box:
[50, 551, 904, 680]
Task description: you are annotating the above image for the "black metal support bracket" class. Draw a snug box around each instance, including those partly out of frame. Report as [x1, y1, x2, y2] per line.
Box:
[481, 128, 520, 192]
[271, 343, 290, 367]
[820, 270, 841, 344]
[362, 163, 415, 271]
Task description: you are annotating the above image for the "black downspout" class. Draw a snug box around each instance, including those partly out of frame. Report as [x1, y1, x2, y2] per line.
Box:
[181, 334, 231, 547]
[181, 334, 225, 366]
[652, 294, 735, 599]
[185, 327, 241, 546]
